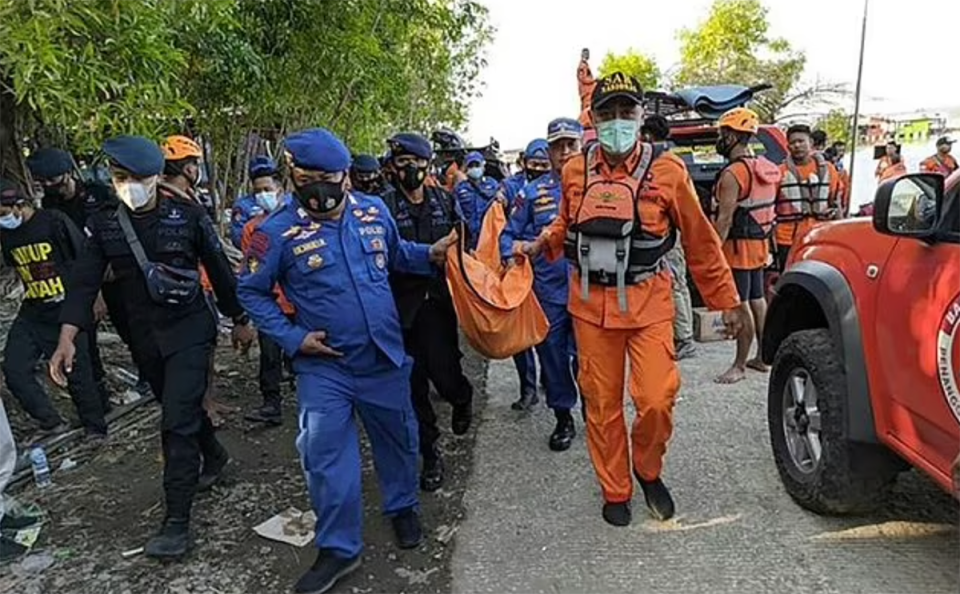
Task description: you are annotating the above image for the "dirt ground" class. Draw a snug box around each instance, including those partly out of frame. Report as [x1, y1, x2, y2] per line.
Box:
[1, 337, 487, 594]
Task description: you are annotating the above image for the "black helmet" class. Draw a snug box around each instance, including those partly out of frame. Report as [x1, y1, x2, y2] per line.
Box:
[431, 128, 465, 151]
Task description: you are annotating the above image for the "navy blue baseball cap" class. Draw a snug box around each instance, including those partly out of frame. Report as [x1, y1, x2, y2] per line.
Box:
[26, 148, 74, 179]
[465, 151, 485, 166]
[102, 136, 165, 177]
[524, 139, 549, 160]
[284, 128, 351, 173]
[249, 155, 278, 178]
[388, 133, 433, 160]
[0, 179, 25, 206]
[352, 154, 381, 174]
[547, 118, 583, 143]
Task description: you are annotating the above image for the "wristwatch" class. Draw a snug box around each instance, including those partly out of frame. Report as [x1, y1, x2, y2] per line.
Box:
[233, 313, 251, 326]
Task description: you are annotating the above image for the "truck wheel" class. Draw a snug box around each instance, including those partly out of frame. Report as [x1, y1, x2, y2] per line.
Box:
[768, 328, 900, 514]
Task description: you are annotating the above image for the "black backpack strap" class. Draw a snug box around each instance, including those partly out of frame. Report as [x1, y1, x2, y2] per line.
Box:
[116, 206, 153, 274]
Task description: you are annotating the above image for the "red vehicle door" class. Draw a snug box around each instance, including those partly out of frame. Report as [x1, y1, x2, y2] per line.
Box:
[873, 174, 960, 491]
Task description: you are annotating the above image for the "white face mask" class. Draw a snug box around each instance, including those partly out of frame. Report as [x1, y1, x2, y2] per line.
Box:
[114, 176, 158, 210]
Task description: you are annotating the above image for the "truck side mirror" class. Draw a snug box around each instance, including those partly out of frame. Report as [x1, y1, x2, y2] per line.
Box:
[872, 172, 943, 239]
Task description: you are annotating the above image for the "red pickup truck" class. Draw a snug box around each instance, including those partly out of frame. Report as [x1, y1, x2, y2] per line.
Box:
[762, 170, 960, 512]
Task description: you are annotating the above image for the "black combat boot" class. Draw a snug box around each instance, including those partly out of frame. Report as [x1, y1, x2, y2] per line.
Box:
[244, 397, 282, 425]
[294, 549, 362, 594]
[601, 502, 632, 527]
[391, 508, 423, 549]
[548, 409, 575, 452]
[451, 401, 473, 436]
[144, 517, 191, 558]
[636, 473, 676, 521]
[420, 447, 445, 492]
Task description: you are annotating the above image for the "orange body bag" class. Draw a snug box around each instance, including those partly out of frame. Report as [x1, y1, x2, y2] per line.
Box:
[445, 201, 549, 359]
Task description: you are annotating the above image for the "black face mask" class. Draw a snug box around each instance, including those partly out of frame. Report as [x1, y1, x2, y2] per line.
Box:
[396, 163, 427, 193]
[353, 178, 382, 195]
[715, 135, 734, 158]
[295, 180, 345, 213]
[526, 168, 549, 181]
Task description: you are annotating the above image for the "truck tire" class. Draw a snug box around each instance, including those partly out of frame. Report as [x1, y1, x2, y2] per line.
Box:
[768, 328, 900, 514]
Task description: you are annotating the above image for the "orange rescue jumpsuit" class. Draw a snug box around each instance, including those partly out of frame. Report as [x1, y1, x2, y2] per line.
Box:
[577, 59, 597, 129]
[540, 145, 740, 503]
[877, 161, 907, 183]
[920, 153, 958, 176]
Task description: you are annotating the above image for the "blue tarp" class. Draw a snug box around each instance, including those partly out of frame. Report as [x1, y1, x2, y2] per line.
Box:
[673, 85, 756, 119]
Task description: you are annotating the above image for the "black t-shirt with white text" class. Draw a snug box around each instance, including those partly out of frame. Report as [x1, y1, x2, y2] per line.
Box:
[0, 209, 84, 323]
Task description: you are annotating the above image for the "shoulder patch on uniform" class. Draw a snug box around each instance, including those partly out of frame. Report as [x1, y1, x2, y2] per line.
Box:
[248, 229, 271, 259]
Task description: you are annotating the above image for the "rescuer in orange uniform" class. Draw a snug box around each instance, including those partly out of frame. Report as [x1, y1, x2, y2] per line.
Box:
[521, 73, 745, 526]
[920, 137, 958, 176]
[774, 125, 841, 270]
[711, 108, 781, 384]
[577, 48, 597, 129]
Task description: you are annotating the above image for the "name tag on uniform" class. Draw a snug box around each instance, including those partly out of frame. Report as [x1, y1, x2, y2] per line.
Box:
[292, 238, 326, 255]
[359, 225, 385, 236]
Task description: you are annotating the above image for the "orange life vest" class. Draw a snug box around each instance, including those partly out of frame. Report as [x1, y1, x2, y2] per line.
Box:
[776, 153, 833, 222]
[712, 156, 781, 240]
[562, 142, 676, 312]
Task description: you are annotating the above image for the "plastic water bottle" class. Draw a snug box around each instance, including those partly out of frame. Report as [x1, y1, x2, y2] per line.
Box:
[30, 447, 52, 488]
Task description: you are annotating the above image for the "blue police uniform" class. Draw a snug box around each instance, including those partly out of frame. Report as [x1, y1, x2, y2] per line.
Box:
[454, 151, 501, 250]
[237, 129, 432, 559]
[500, 170, 578, 413]
[230, 194, 262, 248]
[501, 172, 525, 205]
[231, 156, 282, 248]
[502, 139, 550, 407]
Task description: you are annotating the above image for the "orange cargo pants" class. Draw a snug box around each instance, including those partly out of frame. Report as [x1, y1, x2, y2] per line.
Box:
[573, 318, 681, 503]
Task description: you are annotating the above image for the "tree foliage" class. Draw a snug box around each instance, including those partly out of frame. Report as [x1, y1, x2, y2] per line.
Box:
[815, 109, 852, 146]
[0, 0, 494, 194]
[674, 0, 809, 122]
[598, 49, 660, 91]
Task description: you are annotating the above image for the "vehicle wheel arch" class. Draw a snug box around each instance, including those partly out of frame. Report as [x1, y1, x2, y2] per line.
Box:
[762, 260, 878, 444]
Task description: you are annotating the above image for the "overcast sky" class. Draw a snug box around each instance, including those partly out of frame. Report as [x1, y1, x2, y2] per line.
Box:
[466, 0, 952, 150]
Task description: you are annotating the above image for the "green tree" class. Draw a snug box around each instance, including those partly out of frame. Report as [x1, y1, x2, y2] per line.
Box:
[814, 109, 852, 146]
[0, 0, 494, 196]
[675, 0, 843, 122]
[598, 49, 661, 90]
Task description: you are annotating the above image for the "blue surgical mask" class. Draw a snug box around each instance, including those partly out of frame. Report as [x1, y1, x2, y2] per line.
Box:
[596, 119, 640, 155]
[255, 191, 279, 212]
[0, 213, 22, 230]
[467, 166, 484, 180]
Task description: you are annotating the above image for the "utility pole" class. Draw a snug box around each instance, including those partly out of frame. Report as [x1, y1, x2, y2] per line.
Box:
[847, 0, 869, 198]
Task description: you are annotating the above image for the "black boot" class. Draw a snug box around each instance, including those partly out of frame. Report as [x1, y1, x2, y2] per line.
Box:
[602, 502, 632, 527]
[391, 508, 423, 549]
[198, 447, 230, 492]
[244, 398, 282, 425]
[420, 449, 445, 492]
[548, 409, 575, 452]
[451, 401, 473, 436]
[294, 549, 361, 594]
[144, 517, 191, 558]
[510, 390, 539, 411]
[636, 474, 676, 521]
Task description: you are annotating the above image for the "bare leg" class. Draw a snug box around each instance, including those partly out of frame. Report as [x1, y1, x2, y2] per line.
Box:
[716, 307, 754, 384]
[746, 298, 769, 372]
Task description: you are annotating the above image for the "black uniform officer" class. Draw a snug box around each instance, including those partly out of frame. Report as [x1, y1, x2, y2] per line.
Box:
[349, 154, 384, 196]
[0, 179, 107, 438]
[49, 136, 255, 558]
[26, 148, 122, 406]
[381, 133, 474, 491]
